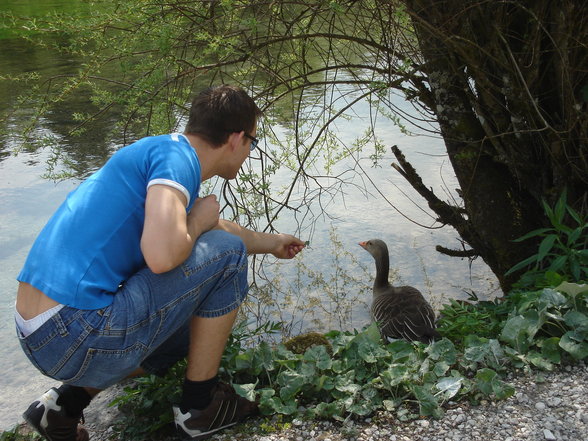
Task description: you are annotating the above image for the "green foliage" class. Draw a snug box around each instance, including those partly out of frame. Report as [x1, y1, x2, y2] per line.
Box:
[435, 294, 510, 342]
[110, 279, 588, 437]
[0, 425, 41, 441]
[109, 362, 185, 439]
[507, 190, 588, 287]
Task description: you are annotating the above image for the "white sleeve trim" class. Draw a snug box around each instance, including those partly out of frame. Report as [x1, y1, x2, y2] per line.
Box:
[147, 179, 190, 206]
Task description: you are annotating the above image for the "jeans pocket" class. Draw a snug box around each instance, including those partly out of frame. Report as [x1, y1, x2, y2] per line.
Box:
[59, 342, 149, 388]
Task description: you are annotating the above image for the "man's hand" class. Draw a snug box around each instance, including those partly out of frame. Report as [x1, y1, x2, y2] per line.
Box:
[216, 220, 306, 258]
[271, 234, 306, 259]
[187, 195, 220, 234]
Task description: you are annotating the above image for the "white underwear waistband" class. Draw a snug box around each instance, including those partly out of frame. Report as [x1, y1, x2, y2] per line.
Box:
[15, 303, 64, 338]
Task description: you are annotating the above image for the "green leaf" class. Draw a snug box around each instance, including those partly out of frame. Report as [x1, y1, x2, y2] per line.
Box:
[526, 351, 554, 370]
[475, 368, 515, 399]
[544, 271, 564, 286]
[548, 255, 568, 272]
[500, 316, 530, 352]
[435, 376, 464, 400]
[357, 339, 389, 363]
[331, 369, 357, 393]
[311, 401, 343, 419]
[277, 370, 306, 402]
[556, 282, 588, 296]
[505, 254, 539, 275]
[563, 310, 588, 336]
[256, 341, 276, 371]
[570, 256, 581, 281]
[387, 339, 417, 362]
[233, 383, 257, 401]
[567, 227, 582, 246]
[234, 350, 256, 372]
[433, 360, 452, 377]
[411, 385, 443, 418]
[348, 386, 381, 416]
[566, 204, 584, 224]
[539, 288, 567, 307]
[539, 337, 561, 363]
[559, 332, 588, 359]
[426, 338, 457, 364]
[380, 364, 410, 388]
[521, 309, 545, 340]
[303, 345, 333, 370]
[512, 228, 552, 242]
[554, 191, 567, 225]
[382, 399, 400, 411]
[260, 393, 298, 415]
[537, 235, 557, 261]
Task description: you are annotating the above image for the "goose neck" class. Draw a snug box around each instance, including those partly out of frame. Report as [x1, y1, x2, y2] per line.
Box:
[373, 251, 390, 290]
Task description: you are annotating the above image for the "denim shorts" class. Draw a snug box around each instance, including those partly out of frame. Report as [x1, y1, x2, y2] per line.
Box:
[18, 230, 248, 389]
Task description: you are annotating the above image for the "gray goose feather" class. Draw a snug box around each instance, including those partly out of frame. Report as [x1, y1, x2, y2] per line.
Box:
[360, 239, 440, 343]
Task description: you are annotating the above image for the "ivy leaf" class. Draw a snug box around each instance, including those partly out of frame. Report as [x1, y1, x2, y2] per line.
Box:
[233, 383, 257, 401]
[303, 345, 333, 370]
[556, 282, 588, 297]
[426, 338, 457, 364]
[256, 341, 275, 371]
[500, 316, 531, 352]
[411, 385, 443, 418]
[526, 351, 554, 370]
[539, 288, 567, 307]
[277, 370, 306, 402]
[559, 332, 588, 359]
[348, 385, 381, 416]
[433, 360, 452, 377]
[538, 337, 561, 363]
[435, 376, 464, 400]
[357, 339, 388, 363]
[234, 350, 257, 373]
[387, 339, 417, 362]
[563, 310, 588, 337]
[475, 368, 515, 400]
[311, 402, 343, 419]
[380, 364, 410, 388]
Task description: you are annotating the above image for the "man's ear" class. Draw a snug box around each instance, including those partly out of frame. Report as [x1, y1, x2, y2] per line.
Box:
[227, 131, 245, 151]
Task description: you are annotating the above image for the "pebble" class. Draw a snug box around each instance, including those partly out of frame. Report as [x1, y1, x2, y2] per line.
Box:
[76, 363, 588, 441]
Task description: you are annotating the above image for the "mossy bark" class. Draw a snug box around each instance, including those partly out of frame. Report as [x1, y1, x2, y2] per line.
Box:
[397, 0, 588, 292]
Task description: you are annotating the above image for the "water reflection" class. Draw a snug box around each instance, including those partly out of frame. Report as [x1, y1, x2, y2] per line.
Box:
[0, 35, 133, 177]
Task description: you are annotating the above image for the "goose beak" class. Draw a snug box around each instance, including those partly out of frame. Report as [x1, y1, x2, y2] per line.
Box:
[358, 241, 367, 249]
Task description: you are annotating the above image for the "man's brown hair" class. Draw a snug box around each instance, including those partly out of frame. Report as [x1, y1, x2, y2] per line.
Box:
[185, 85, 262, 147]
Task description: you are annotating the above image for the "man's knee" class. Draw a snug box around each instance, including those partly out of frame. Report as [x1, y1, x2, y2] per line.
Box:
[194, 230, 247, 268]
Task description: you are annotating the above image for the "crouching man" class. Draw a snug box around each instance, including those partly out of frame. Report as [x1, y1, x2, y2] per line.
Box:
[15, 85, 305, 441]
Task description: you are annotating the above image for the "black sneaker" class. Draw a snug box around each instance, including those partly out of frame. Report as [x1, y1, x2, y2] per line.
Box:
[173, 382, 259, 440]
[22, 388, 89, 441]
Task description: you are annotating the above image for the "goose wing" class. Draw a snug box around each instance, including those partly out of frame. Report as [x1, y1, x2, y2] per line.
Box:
[371, 287, 438, 343]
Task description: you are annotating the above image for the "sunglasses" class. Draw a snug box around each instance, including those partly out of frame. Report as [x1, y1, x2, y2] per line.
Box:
[243, 133, 259, 151]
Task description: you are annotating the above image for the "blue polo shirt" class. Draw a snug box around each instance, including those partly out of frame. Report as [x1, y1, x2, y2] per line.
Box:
[17, 133, 201, 309]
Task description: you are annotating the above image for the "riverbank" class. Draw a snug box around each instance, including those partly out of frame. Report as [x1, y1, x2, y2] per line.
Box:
[10, 361, 585, 441]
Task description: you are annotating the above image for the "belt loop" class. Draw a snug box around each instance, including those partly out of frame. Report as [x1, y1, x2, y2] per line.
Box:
[52, 311, 69, 337]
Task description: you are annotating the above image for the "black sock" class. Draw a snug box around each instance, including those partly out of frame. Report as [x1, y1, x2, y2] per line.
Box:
[180, 375, 219, 413]
[56, 384, 93, 417]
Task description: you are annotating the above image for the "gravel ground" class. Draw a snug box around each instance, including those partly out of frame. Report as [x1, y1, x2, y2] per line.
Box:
[73, 362, 588, 441]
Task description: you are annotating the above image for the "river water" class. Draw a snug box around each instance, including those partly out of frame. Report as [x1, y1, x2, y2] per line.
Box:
[0, 2, 499, 431]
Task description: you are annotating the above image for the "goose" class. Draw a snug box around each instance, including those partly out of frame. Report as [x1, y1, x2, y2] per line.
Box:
[359, 239, 440, 343]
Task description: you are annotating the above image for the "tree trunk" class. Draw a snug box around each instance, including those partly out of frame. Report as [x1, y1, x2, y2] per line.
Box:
[398, 0, 588, 292]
